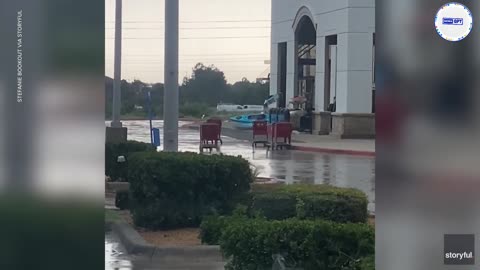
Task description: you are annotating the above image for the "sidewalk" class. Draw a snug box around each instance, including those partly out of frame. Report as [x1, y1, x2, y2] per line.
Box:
[291, 133, 375, 157]
[218, 121, 375, 157]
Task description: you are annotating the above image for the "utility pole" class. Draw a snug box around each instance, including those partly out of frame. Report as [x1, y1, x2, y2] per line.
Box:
[106, 0, 127, 142]
[111, 0, 123, 128]
[163, 0, 179, 151]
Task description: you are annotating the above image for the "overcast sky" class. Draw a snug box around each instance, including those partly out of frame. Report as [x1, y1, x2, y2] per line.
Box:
[105, 0, 271, 84]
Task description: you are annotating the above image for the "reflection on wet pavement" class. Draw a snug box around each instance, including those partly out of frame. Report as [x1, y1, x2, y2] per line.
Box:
[115, 120, 375, 213]
[106, 231, 225, 270]
[105, 231, 133, 270]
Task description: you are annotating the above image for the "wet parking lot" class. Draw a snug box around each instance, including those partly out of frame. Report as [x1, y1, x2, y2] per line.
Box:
[106, 231, 225, 270]
[119, 120, 375, 213]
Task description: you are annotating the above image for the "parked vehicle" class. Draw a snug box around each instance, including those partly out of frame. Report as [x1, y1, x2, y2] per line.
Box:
[216, 103, 264, 113]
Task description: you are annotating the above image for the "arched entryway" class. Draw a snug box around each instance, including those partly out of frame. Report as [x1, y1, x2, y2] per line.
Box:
[293, 7, 316, 111]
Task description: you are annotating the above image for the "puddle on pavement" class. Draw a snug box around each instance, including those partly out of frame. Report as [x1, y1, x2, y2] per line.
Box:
[105, 231, 133, 270]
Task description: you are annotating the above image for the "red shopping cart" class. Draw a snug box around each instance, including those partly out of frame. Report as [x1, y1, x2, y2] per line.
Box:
[199, 123, 221, 153]
[206, 118, 223, 145]
[270, 122, 292, 150]
[252, 120, 269, 150]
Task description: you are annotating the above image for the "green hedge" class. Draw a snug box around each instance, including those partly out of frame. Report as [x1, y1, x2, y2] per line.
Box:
[249, 184, 368, 223]
[115, 191, 129, 210]
[105, 140, 155, 181]
[200, 185, 368, 245]
[128, 152, 254, 229]
[359, 255, 375, 270]
[220, 218, 374, 270]
[200, 215, 230, 245]
[200, 205, 251, 245]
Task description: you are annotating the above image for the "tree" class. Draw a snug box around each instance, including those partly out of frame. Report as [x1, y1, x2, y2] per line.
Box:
[149, 83, 165, 117]
[105, 63, 271, 119]
[229, 80, 269, 105]
[180, 63, 229, 106]
[105, 76, 164, 118]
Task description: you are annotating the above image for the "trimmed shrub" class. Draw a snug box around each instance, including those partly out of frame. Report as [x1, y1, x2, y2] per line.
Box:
[105, 140, 155, 181]
[249, 184, 368, 223]
[220, 218, 374, 270]
[128, 152, 254, 229]
[359, 255, 375, 270]
[200, 215, 231, 245]
[201, 185, 368, 245]
[200, 205, 252, 245]
[115, 191, 129, 210]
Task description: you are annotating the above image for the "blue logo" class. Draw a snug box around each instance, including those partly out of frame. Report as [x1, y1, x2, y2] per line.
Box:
[443, 17, 464, 25]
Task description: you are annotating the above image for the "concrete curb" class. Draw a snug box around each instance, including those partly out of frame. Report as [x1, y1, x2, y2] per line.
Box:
[109, 220, 223, 262]
[291, 145, 375, 157]
[111, 221, 156, 257]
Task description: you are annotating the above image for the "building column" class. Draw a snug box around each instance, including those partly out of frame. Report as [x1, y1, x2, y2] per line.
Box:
[314, 36, 325, 111]
[285, 40, 296, 107]
[329, 45, 338, 105]
[269, 43, 278, 98]
[336, 32, 373, 113]
[312, 36, 331, 135]
[332, 32, 375, 138]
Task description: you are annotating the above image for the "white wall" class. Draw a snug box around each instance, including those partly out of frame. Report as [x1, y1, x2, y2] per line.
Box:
[270, 0, 375, 113]
[269, 40, 278, 98]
